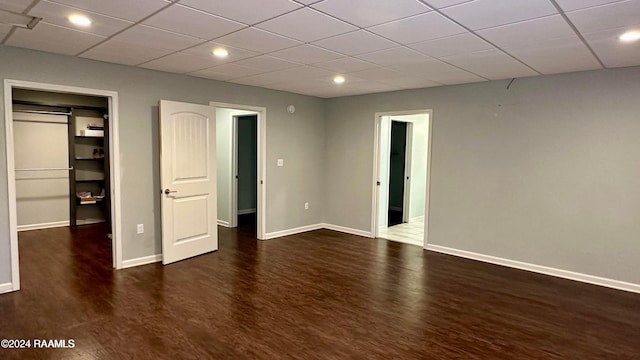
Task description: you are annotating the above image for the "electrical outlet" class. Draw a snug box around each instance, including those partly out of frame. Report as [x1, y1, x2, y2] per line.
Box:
[304, 202, 309, 210]
[277, 159, 284, 167]
[137, 224, 144, 234]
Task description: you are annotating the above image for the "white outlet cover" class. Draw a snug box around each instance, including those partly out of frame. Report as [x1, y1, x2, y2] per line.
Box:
[277, 159, 284, 166]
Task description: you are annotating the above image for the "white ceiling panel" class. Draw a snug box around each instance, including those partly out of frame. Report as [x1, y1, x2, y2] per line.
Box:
[504, 36, 602, 74]
[143, 4, 245, 40]
[2, 0, 37, 13]
[47, 0, 171, 22]
[477, 15, 577, 49]
[408, 33, 494, 58]
[256, 8, 357, 42]
[214, 28, 302, 53]
[139, 52, 222, 73]
[240, 66, 335, 84]
[356, 46, 432, 67]
[179, 0, 301, 25]
[347, 67, 406, 82]
[442, 49, 539, 80]
[424, 0, 473, 9]
[80, 39, 169, 65]
[112, 24, 201, 52]
[228, 75, 280, 87]
[554, 0, 626, 12]
[189, 68, 237, 81]
[234, 55, 301, 72]
[192, 63, 267, 80]
[311, 0, 431, 28]
[182, 41, 259, 63]
[270, 44, 343, 64]
[29, 1, 133, 37]
[441, 0, 558, 30]
[312, 30, 397, 56]
[378, 74, 442, 89]
[6, 22, 105, 55]
[390, 59, 486, 84]
[313, 57, 378, 73]
[368, 12, 466, 44]
[584, 26, 640, 67]
[567, 1, 640, 34]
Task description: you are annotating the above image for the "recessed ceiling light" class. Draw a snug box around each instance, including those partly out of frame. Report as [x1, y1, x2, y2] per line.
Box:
[68, 14, 91, 27]
[619, 31, 640, 42]
[333, 75, 345, 84]
[213, 48, 229, 58]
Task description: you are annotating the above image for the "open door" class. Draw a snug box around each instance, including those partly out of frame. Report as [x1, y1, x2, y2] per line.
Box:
[160, 100, 217, 265]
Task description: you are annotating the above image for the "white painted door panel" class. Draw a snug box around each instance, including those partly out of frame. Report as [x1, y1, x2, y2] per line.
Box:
[160, 100, 217, 265]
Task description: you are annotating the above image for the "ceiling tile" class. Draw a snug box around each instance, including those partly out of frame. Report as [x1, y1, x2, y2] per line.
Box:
[380, 76, 442, 89]
[2, 0, 37, 13]
[312, 30, 397, 55]
[477, 15, 577, 49]
[143, 4, 245, 40]
[179, 0, 301, 25]
[356, 46, 432, 66]
[311, 0, 431, 28]
[441, 49, 539, 80]
[139, 52, 221, 73]
[47, 0, 171, 22]
[80, 39, 169, 65]
[190, 63, 267, 80]
[368, 12, 466, 44]
[182, 41, 259, 64]
[256, 8, 357, 42]
[408, 33, 494, 58]
[313, 57, 378, 72]
[228, 75, 279, 87]
[234, 55, 301, 72]
[294, 0, 323, 4]
[425, 0, 473, 8]
[214, 28, 302, 53]
[504, 36, 602, 74]
[112, 24, 202, 52]
[583, 26, 640, 68]
[389, 59, 487, 84]
[239, 66, 335, 84]
[28, 1, 133, 37]
[567, 1, 640, 34]
[346, 67, 405, 81]
[554, 0, 626, 12]
[441, 0, 558, 30]
[6, 22, 105, 55]
[270, 44, 343, 64]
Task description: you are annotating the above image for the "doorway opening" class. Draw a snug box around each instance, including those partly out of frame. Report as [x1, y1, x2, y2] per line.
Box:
[372, 111, 432, 248]
[211, 102, 266, 240]
[4, 80, 122, 293]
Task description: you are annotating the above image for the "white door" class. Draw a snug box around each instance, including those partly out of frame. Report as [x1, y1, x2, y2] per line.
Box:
[160, 100, 217, 265]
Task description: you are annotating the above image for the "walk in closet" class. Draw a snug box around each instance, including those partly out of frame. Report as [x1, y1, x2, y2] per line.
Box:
[12, 89, 111, 233]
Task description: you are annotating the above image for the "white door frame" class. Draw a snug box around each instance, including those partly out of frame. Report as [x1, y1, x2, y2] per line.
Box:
[371, 110, 433, 249]
[210, 102, 266, 240]
[3, 79, 123, 292]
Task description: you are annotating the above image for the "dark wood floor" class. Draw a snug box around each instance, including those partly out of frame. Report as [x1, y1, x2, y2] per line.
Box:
[2, 225, 639, 359]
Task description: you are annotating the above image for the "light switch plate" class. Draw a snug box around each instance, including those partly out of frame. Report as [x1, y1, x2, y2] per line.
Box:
[277, 159, 284, 167]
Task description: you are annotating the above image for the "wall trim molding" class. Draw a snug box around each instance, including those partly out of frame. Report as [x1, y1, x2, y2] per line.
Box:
[122, 254, 162, 269]
[264, 224, 324, 240]
[238, 208, 256, 215]
[17, 221, 70, 232]
[426, 244, 640, 294]
[0, 282, 14, 294]
[217, 220, 230, 227]
[323, 223, 373, 238]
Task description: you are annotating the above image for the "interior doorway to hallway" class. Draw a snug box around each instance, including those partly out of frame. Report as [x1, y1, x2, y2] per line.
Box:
[372, 110, 432, 247]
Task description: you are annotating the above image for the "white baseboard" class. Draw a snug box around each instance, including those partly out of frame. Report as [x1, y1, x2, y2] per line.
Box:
[264, 224, 324, 240]
[0, 282, 14, 294]
[238, 208, 256, 215]
[18, 220, 69, 232]
[122, 254, 162, 269]
[217, 220, 230, 227]
[426, 244, 640, 294]
[323, 223, 373, 238]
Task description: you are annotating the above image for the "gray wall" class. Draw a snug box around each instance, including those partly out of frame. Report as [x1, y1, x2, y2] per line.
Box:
[0, 45, 326, 284]
[324, 66, 640, 285]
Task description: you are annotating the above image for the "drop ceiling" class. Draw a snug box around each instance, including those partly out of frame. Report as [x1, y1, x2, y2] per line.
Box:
[1, 0, 639, 98]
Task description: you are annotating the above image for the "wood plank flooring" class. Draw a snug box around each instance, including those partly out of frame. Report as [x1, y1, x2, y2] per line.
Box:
[1, 224, 639, 359]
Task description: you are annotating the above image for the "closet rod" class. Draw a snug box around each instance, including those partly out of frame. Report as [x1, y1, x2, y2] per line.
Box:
[14, 109, 72, 116]
[15, 166, 74, 171]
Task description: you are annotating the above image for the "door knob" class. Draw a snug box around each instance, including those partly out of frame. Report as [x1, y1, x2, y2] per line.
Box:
[164, 189, 177, 195]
